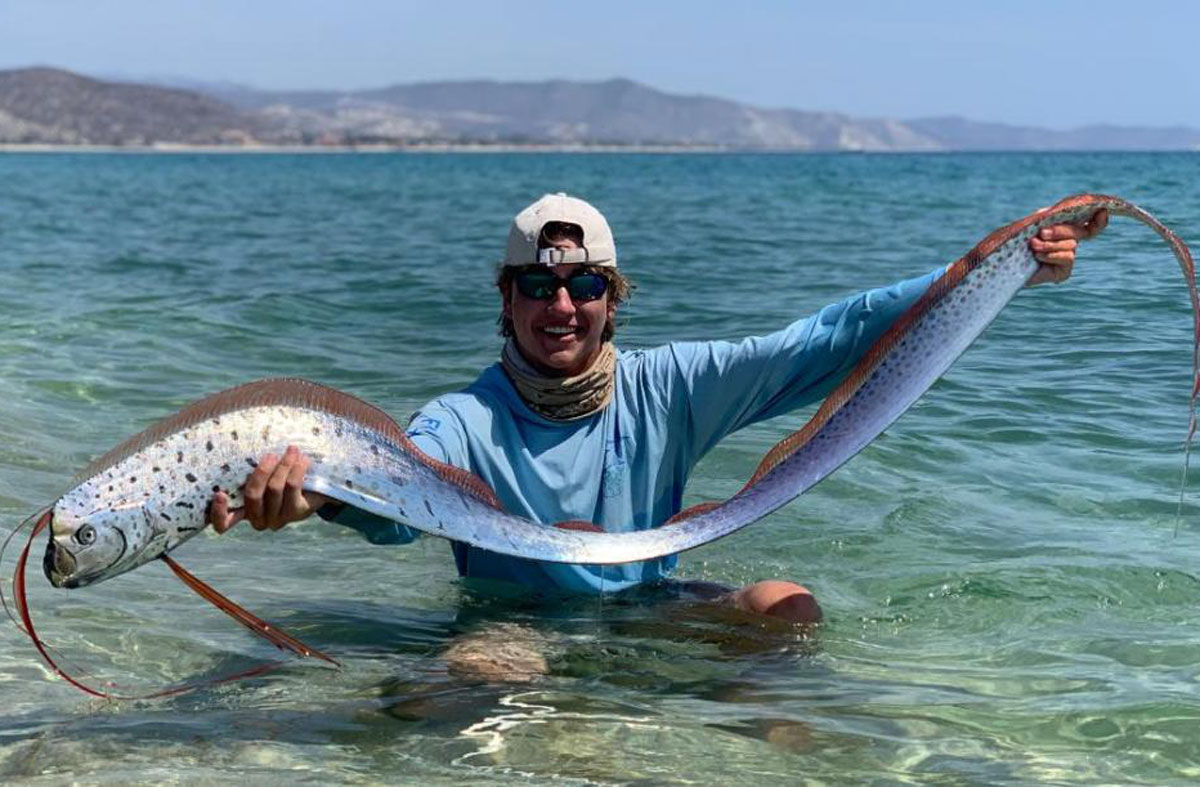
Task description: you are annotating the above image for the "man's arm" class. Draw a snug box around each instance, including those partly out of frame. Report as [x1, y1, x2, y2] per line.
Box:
[673, 267, 943, 460]
[672, 214, 1106, 461]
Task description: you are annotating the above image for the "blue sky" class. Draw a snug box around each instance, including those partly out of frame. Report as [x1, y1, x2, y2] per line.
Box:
[1, 0, 1196, 129]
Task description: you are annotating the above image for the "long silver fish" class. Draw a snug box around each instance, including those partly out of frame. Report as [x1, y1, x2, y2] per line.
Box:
[40, 194, 1198, 593]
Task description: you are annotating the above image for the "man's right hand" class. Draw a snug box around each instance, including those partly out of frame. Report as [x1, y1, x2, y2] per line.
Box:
[209, 445, 330, 534]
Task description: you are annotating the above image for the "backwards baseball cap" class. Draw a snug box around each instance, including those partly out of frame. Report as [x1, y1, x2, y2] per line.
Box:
[502, 193, 617, 268]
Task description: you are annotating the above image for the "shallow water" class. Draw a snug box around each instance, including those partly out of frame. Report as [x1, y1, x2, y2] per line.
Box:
[2, 151, 1200, 784]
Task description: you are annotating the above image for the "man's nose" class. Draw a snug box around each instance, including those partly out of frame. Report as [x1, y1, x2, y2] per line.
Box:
[546, 285, 575, 313]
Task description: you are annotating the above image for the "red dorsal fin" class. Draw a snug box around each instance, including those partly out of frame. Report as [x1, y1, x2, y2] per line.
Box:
[552, 519, 605, 533]
[72, 378, 505, 512]
[665, 501, 722, 525]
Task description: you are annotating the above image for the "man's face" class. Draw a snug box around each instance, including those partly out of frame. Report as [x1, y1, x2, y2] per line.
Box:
[504, 243, 615, 378]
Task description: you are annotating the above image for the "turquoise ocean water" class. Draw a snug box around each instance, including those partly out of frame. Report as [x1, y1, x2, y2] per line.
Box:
[1, 152, 1199, 784]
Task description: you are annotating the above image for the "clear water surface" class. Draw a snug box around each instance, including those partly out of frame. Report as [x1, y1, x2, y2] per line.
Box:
[1, 151, 1199, 784]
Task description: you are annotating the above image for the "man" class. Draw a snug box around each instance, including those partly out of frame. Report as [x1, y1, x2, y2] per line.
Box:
[209, 193, 1106, 625]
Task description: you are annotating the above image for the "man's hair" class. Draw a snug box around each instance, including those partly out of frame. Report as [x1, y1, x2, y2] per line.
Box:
[539, 221, 584, 248]
[497, 221, 633, 341]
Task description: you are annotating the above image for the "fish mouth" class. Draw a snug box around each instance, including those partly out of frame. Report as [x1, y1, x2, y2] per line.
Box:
[43, 522, 127, 589]
[43, 529, 77, 589]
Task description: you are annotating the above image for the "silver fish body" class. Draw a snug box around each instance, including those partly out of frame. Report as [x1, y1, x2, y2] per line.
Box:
[46, 401, 570, 586]
[44, 195, 1198, 590]
[45, 388, 679, 588]
[654, 198, 1195, 552]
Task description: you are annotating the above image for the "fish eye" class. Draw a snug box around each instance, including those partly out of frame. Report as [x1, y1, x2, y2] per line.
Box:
[74, 525, 96, 546]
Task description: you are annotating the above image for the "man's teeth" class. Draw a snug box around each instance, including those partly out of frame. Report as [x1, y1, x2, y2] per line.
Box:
[544, 327, 576, 335]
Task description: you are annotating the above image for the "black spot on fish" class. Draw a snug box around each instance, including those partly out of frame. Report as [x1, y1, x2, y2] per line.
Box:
[129, 476, 136, 483]
[185, 473, 198, 483]
[177, 525, 200, 534]
[107, 485, 113, 492]
[345, 479, 354, 489]
[312, 427, 320, 436]
[424, 500, 434, 517]
[152, 466, 161, 473]
[370, 445, 379, 455]
[231, 430, 239, 441]
[176, 451, 184, 463]
[221, 463, 231, 473]
[206, 440, 213, 452]
[159, 485, 166, 493]
[246, 458, 258, 468]
[212, 485, 221, 493]
[159, 512, 172, 521]
[175, 501, 195, 509]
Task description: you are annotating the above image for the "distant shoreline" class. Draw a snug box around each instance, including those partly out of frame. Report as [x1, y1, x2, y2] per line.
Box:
[4, 68, 1199, 156]
[2, 144, 1196, 155]
[1, 143, 1195, 155]
[0, 142, 736, 154]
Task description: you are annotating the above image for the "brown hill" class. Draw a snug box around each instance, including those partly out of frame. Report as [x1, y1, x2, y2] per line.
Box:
[2, 67, 1197, 151]
[0, 67, 257, 145]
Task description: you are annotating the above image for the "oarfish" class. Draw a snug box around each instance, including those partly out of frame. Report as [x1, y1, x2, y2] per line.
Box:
[35, 194, 1198, 589]
[8, 194, 1196, 698]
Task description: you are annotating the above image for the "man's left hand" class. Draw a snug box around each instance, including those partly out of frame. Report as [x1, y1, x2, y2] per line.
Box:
[1026, 209, 1108, 286]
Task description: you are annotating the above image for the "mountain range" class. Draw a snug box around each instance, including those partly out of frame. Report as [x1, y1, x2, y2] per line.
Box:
[1, 67, 1197, 151]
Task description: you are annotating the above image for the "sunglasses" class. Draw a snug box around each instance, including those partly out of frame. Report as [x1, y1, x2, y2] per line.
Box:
[513, 269, 609, 301]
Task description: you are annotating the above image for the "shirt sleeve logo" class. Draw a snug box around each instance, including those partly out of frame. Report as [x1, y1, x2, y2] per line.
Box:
[406, 415, 442, 436]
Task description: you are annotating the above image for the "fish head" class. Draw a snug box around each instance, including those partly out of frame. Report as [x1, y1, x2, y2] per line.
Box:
[44, 502, 162, 588]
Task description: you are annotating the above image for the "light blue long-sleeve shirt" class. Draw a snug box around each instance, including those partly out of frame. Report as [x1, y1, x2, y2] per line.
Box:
[329, 268, 941, 595]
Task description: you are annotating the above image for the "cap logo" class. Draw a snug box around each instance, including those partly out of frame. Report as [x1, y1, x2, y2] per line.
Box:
[537, 247, 591, 265]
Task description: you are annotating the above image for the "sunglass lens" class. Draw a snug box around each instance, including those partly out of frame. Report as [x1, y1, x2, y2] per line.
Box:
[567, 273, 608, 300]
[515, 271, 608, 301]
[515, 272, 557, 299]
